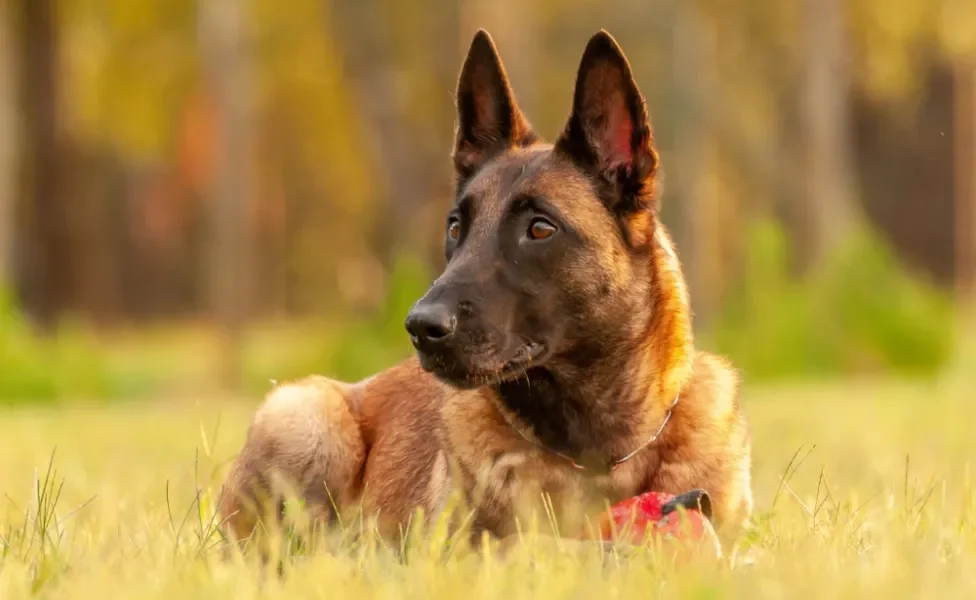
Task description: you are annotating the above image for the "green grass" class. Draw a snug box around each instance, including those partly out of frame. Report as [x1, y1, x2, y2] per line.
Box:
[1, 375, 974, 598]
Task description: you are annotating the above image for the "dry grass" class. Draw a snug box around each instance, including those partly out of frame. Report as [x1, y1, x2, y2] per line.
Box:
[1, 375, 974, 599]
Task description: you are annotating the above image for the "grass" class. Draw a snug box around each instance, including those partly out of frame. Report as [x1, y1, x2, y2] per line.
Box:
[0, 374, 974, 598]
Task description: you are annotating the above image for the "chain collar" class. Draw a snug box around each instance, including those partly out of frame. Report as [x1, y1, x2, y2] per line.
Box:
[499, 395, 679, 474]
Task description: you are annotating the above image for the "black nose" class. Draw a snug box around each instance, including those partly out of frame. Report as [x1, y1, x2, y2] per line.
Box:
[405, 303, 457, 346]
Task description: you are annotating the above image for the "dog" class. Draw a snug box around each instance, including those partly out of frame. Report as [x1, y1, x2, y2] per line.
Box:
[217, 29, 753, 552]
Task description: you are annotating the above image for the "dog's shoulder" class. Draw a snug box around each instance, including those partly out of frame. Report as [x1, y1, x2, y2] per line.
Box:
[648, 350, 752, 526]
[440, 385, 519, 463]
[355, 356, 450, 439]
[662, 350, 747, 453]
[684, 351, 743, 420]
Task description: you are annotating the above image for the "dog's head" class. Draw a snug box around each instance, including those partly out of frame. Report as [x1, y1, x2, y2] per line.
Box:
[405, 30, 678, 390]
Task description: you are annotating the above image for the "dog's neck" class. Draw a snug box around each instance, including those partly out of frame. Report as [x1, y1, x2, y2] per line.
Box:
[491, 343, 669, 467]
[491, 227, 694, 468]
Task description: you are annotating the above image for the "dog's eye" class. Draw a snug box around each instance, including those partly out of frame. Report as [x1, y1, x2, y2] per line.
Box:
[447, 218, 461, 241]
[527, 218, 557, 241]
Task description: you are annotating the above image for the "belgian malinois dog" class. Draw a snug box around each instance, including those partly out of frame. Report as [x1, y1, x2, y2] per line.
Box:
[218, 29, 753, 550]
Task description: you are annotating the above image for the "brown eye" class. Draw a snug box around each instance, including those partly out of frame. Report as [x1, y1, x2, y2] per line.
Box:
[447, 219, 460, 241]
[528, 218, 557, 241]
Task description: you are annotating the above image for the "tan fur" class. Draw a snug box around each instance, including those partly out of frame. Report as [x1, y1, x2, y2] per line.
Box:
[219, 376, 365, 541]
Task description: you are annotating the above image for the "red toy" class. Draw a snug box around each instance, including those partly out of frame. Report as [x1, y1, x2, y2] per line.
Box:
[580, 489, 722, 559]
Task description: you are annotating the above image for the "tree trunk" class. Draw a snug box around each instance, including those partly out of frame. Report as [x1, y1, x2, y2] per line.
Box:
[954, 58, 976, 317]
[16, 0, 68, 330]
[0, 4, 15, 290]
[199, 0, 256, 390]
[329, 0, 460, 273]
[671, 0, 715, 331]
[797, 0, 858, 272]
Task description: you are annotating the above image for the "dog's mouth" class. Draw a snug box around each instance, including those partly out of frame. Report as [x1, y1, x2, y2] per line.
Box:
[500, 341, 547, 375]
[418, 341, 548, 389]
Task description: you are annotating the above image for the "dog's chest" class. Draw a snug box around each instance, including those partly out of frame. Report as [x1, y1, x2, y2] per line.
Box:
[442, 390, 652, 535]
[478, 447, 647, 535]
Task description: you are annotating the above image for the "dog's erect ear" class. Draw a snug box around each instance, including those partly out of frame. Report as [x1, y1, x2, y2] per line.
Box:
[555, 31, 659, 219]
[453, 30, 535, 187]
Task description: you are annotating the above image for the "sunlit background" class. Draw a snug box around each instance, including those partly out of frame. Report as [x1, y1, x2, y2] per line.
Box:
[2, 0, 976, 402]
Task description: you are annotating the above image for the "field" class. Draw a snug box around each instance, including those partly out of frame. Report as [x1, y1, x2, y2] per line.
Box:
[1, 375, 975, 599]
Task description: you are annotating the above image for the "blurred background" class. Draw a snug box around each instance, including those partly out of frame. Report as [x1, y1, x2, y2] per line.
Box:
[2, 0, 976, 404]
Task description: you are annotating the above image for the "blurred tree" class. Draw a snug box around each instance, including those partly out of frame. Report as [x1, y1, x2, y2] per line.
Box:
[955, 57, 976, 313]
[62, 1, 197, 160]
[252, 0, 382, 313]
[671, 0, 717, 329]
[57, 0, 198, 322]
[798, 0, 860, 272]
[199, 0, 256, 389]
[328, 0, 433, 270]
[690, 0, 976, 282]
[0, 2, 15, 289]
[329, 0, 458, 278]
[6, 0, 976, 336]
[15, 0, 71, 332]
